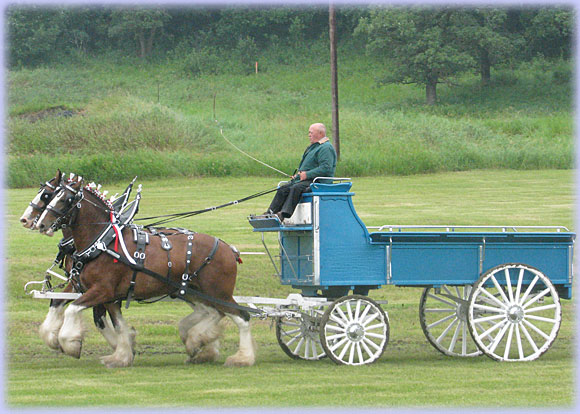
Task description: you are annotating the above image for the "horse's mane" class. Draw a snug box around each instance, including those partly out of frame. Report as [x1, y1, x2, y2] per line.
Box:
[65, 173, 116, 210]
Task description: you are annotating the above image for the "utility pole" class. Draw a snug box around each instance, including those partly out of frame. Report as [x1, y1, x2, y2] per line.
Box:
[329, 3, 340, 160]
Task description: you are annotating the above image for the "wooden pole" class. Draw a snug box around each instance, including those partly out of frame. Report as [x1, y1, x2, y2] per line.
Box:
[329, 3, 340, 160]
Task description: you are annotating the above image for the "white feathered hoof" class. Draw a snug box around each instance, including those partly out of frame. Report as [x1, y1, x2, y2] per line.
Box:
[187, 342, 220, 364]
[224, 351, 255, 367]
[100, 354, 133, 368]
[59, 338, 83, 359]
[39, 326, 62, 351]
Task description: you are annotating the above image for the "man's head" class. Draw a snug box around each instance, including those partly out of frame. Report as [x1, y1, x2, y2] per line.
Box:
[308, 123, 326, 144]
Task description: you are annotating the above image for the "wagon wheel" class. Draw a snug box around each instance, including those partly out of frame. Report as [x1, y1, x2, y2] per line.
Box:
[419, 285, 482, 357]
[276, 306, 326, 361]
[319, 295, 389, 365]
[467, 263, 562, 362]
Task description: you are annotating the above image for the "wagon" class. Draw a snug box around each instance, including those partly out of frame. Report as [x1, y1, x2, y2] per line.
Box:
[245, 178, 575, 365]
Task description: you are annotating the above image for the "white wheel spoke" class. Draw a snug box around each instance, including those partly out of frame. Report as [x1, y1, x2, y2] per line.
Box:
[363, 337, 381, 352]
[522, 288, 551, 309]
[359, 303, 372, 323]
[489, 322, 510, 353]
[346, 301, 354, 323]
[515, 268, 524, 303]
[356, 342, 364, 364]
[518, 275, 539, 306]
[428, 313, 456, 329]
[348, 341, 356, 364]
[525, 304, 558, 314]
[479, 287, 508, 309]
[515, 324, 524, 360]
[472, 303, 505, 313]
[361, 338, 374, 357]
[505, 269, 515, 304]
[427, 293, 455, 307]
[477, 318, 505, 341]
[448, 319, 461, 353]
[325, 323, 346, 332]
[503, 324, 515, 359]
[522, 319, 551, 341]
[304, 338, 310, 359]
[294, 337, 305, 355]
[525, 315, 558, 324]
[365, 332, 386, 340]
[491, 275, 510, 305]
[354, 300, 362, 322]
[520, 322, 539, 353]
[361, 311, 380, 327]
[335, 307, 349, 324]
[329, 336, 349, 352]
[326, 332, 347, 341]
[461, 321, 468, 355]
[338, 341, 352, 361]
[330, 313, 347, 328]
[436, 317, 458, 343]
[365, 323, 386, 331]
[425, 308, 456, 313]
[286, 335, 299, 346]
[473, 313, 506, 324]
[283, 328, 301, 336]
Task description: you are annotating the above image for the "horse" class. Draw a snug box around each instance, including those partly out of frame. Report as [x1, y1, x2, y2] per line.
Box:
[20, 170, 131, 354]
[33, 175, 255, 368]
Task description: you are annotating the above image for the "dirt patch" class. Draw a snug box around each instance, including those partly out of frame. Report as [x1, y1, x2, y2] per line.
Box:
[18, 106, 84, 122]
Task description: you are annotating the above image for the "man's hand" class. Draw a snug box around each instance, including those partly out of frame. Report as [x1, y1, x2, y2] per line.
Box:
[299, 171, 307, 181]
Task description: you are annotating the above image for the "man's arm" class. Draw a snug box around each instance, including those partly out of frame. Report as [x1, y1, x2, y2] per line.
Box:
[304, 145, 336, 180]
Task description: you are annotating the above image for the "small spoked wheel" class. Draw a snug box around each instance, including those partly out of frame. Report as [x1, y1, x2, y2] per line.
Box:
[419, 285, 482, 357]
[468, 263, 562, 362]
[276, 307, 326, 361]
[319, 295, 389, 365]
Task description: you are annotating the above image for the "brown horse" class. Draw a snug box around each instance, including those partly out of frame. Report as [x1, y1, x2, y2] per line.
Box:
[20, 170, 132, 354]
[34, 175, 255, 368]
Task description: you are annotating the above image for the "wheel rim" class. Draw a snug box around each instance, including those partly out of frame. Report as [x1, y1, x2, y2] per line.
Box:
[468, 264, 561, 362]
[419, 285, 482, 357]
[276, 307, 326, 360]
[320, 295, 389, 366]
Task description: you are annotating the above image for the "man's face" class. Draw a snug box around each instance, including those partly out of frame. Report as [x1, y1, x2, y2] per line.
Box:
[308, 126, 323, 143]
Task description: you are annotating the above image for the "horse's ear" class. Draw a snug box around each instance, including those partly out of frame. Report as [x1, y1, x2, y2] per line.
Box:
[56, 169, 62, 182]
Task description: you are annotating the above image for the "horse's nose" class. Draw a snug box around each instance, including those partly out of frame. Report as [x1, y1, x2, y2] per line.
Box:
[20, 218, 28, 225]
[37, 223, 45, 232]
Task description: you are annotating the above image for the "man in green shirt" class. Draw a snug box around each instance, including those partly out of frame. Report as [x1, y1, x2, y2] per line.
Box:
[266, 123, 337, 221]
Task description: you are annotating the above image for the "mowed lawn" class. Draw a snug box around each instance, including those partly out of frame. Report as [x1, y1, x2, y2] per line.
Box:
[4, 170, 576, 408]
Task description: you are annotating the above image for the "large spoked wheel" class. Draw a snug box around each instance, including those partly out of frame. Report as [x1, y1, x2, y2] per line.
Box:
[276, 307, 326, 361]
[319, 295, 389, 366]
[468, 263, 562, 362]
[419, 285, 482, 357]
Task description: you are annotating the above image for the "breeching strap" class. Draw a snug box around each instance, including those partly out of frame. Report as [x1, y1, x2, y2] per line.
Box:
[102, 247, 263, 316]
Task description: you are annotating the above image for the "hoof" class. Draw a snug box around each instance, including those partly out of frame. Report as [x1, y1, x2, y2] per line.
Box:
[59, 338, 82, 359]
[186, 346, 219, 364]
[100, 354, 133, 368]
[224, 353, 255, 367]
[40, 330, 61, 351]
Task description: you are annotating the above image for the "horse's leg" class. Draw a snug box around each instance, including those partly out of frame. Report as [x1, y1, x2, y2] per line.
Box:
[39, 298, 71, 351]
[100, 302, 135, 368]
[57, 303, 87, 358]
[182, 303, 223, 364]
[92, 304, 136, 352]
[178, 304, 207, 344]
[223, 312, 255, 367]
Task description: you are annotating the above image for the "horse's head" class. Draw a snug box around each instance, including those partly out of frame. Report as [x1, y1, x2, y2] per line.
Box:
[20, 169, 64, 229]
[35, 175, 85, 237]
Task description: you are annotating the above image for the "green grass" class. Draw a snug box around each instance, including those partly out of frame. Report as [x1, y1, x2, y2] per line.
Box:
[5, 53, 573, 187]
[5, 171, 575, 407]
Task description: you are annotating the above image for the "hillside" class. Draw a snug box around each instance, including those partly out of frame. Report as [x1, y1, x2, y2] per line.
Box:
[5, 52, 574, 188]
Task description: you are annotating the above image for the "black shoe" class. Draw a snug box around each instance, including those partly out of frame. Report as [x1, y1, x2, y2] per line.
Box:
[275, 212, 284, 222]
[262, 209, 274, 215]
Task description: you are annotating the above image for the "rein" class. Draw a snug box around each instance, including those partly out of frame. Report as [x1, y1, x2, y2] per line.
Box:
[135, 184, 284, 227]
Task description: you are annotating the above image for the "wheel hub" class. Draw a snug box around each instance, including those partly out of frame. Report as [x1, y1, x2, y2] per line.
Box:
[346, 323, 364, 342]
[507, 305, 524, 323]
[456, 303, 468, 322]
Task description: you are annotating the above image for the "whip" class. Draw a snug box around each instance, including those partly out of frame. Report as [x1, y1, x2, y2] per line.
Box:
[212, 93, 291, 178]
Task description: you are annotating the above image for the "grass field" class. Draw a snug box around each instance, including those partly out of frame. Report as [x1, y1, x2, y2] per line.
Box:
[4, 171, 575, 408]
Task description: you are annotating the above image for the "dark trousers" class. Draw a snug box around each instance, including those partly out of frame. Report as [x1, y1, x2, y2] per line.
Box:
[268, 180, 313, 218]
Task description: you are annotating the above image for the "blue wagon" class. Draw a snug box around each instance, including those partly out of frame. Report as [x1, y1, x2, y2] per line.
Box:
[248, 179, 574, 365]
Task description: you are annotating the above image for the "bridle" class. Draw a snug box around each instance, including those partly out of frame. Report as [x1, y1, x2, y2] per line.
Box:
[43, 183, 86, 233]
[29, 180, 58, 213]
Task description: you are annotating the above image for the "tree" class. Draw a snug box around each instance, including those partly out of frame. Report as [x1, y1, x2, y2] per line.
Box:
[454, 8, 525, 86]
[523, 7, 573, 59]
[108, 8, 171, 58]
[357, 7, 475, 105]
